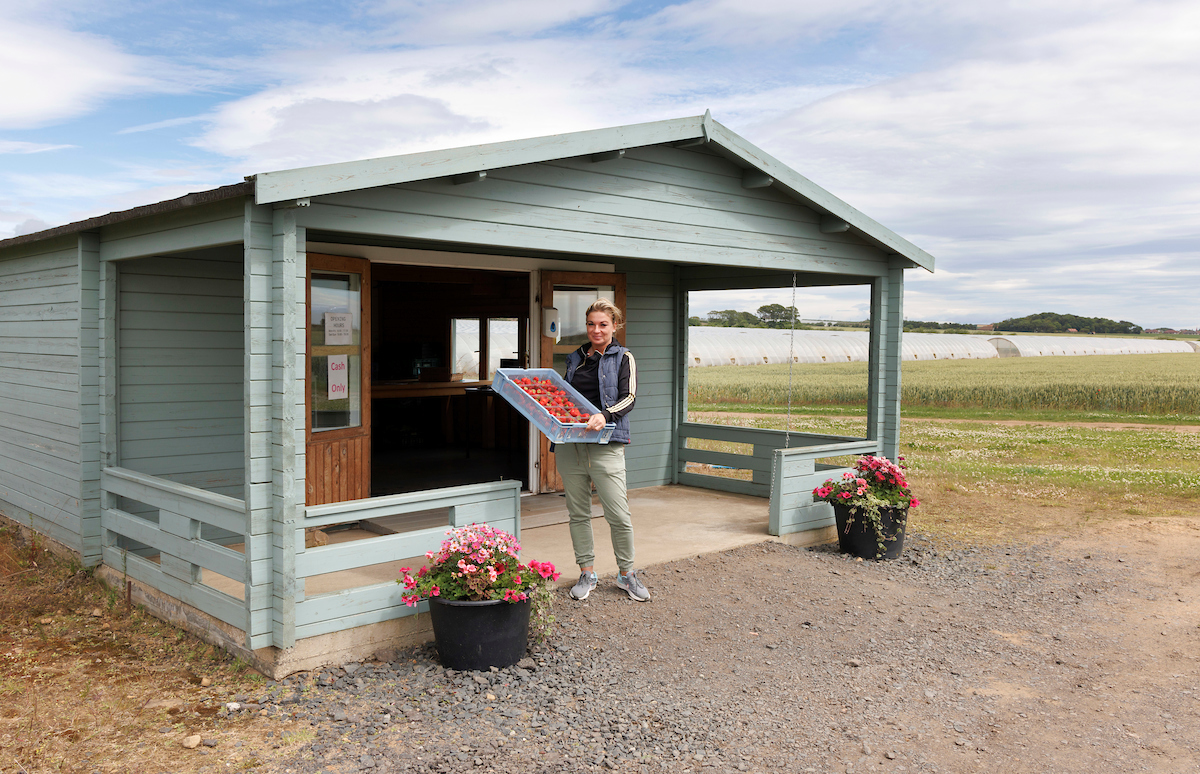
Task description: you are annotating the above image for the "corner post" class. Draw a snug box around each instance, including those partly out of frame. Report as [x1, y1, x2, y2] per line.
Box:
[97, 252, 119, 541]
[881, 264, 905, 461]
[76, 233, 102, 565]
[867, 264, 904, 461]
[244, 200, 276, 649]
[270, 206, 306, 649]
[671, 265, 685, 484]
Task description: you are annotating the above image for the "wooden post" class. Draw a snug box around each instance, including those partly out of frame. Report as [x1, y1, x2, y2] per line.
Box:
[672, 265, 685, 484]
[244, 200, 275, 649]
[867, 276, 886, 446]
[881, 263, 905, 462]
[269, 206, 306, 648]
[98, 254, 119, 546]
[78, 233, 102, 566]
[867, 264, 905, 462]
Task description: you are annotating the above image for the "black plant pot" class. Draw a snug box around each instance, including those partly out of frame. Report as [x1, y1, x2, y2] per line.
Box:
[428, 596, 531, 671]
[833, 504, 908, 560]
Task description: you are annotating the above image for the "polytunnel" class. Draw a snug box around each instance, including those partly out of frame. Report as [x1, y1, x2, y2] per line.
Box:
[988, 335, 1198, 358]
[687, 328, 999, 367]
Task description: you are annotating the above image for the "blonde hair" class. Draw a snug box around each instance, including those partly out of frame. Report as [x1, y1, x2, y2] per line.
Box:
[586, 298, 624, 329]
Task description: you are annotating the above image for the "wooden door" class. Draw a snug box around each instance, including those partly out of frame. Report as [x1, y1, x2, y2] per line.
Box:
[538, 271, 626, 492]
[306, 254, 372, 505]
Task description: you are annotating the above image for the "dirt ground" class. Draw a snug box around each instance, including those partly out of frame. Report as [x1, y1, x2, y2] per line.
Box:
[2, 426, 1198, 773]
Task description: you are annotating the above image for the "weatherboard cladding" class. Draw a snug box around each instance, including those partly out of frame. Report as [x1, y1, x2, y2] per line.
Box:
[299, 143, 893, 277]
[116, 250, 246, 501]
[0, 239, 84, 550]
[614, 257, 676, 489]
[253, 113, 933, 273]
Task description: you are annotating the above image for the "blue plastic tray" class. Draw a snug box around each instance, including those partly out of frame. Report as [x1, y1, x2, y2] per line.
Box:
[493, 368, 615, 444]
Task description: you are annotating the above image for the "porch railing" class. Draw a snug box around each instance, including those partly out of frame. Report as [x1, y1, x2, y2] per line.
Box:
[292, 480, 522, 641]
[100, 466, 249, 632]
[676, 422, 878, 535]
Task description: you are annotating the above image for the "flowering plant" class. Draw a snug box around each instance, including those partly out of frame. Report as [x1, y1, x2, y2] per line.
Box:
[398, 524, 561, 642]
[812, 455, 919, 558]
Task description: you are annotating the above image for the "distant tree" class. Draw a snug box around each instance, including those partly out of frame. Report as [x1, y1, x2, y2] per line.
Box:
[756, 304, 799, 328]
[994, 312, 1142, 335]
[688, 315, 703, 326]
[903, 320, 977, 332]
[705, 309, 765, 328]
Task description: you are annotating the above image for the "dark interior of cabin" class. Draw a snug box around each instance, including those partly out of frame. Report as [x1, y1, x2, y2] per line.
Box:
[370, 265, 530, 495]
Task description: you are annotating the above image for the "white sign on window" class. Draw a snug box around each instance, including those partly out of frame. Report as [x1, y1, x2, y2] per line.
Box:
[327, 355, 349, 400]
[325, 312, 353, 345]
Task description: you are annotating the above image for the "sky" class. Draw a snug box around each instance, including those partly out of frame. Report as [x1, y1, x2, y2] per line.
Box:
[1, 0, 1197, 328]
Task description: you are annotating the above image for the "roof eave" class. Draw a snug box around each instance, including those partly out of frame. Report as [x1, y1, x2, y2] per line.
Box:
[704, 120, 935, 273]
[253, 114, 710, 206]
[0, 183, 253, 252]
[254, 112, 934, 273]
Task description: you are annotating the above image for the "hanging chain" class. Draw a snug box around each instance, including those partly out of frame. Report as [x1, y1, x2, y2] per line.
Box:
[785, 271, 797, 448]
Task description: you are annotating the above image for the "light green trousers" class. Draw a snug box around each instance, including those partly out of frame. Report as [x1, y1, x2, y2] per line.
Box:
[554, 443, 635, 573]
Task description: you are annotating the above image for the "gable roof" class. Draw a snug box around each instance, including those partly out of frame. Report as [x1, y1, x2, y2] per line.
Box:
[1, 113, 933, 271]
[254, 112, 934, 272]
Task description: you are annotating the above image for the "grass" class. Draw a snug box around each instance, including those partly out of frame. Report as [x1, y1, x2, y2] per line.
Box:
[687, 408, 1200, 542]
[687, 353, 1200, 419]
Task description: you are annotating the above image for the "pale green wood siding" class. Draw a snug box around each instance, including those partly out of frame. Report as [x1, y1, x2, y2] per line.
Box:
[78, 233, 102, 564]
[244, 201, 276, 649]
[614, 257, 676, 489]
[269, 209, 306, 649]
[300, 146, 887, 277]
[0, 238, 83, 549]
[117, 250, 245, 499]
[99, 199, 244, 263]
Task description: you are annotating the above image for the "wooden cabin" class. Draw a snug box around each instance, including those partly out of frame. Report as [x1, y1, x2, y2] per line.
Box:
[0, 114, 934, 676]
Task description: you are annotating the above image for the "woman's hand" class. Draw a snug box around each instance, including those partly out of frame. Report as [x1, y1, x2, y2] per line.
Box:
[586, 413, 607, 431]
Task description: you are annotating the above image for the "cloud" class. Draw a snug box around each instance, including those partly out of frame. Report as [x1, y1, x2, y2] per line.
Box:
[117, 115, 209, 134]
[0, 140, 75, 154]
[12, 218, 53, 237]
[194, 41, 684, 171]
[734, 0, 1200, 325]
[366, 0, 628, 43]
[0, 19, 160, 129]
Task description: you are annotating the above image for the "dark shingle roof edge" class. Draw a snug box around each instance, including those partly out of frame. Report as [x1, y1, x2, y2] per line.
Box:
[0, 182, 253, 251]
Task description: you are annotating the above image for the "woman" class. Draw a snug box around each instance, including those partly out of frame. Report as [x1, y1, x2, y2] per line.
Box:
[556, 298, 649, 602]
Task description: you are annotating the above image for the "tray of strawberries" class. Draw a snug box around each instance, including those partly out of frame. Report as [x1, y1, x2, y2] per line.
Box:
[493, 368, 615, 444]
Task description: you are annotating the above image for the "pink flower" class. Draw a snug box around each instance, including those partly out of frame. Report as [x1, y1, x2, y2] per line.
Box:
[909, 498, 920, 508]
[839, 491, 852, 499]
[430, 585, 440, 596]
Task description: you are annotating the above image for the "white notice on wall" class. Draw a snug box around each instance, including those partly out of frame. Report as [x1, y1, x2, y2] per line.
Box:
[324, 312, 353, 345]
[328, 355, 349, 400]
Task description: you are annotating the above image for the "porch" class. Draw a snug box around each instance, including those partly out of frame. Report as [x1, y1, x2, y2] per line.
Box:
[97, 422, 865, 678]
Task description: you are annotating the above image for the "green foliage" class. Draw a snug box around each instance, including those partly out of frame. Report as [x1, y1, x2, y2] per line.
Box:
[756, 303, 799, 328]
[688, 354, 1200, 416]
[995, 312, 1142, 335]
[903, 320, 977, 332]
[704, 309, 765, 327]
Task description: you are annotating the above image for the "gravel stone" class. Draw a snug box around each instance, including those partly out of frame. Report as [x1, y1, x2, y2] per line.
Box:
[246, 535, 1200, 774]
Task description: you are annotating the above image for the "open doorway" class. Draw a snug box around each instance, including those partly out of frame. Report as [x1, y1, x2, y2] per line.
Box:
[369, 265, 530, 496]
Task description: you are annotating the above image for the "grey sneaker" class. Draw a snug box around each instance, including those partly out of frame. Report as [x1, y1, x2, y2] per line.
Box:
[616, 569, 650, 602]
[569, 571, 598, 601]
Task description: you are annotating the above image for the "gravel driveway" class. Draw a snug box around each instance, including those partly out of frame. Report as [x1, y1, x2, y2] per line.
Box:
[240, 527, 1198, 774]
